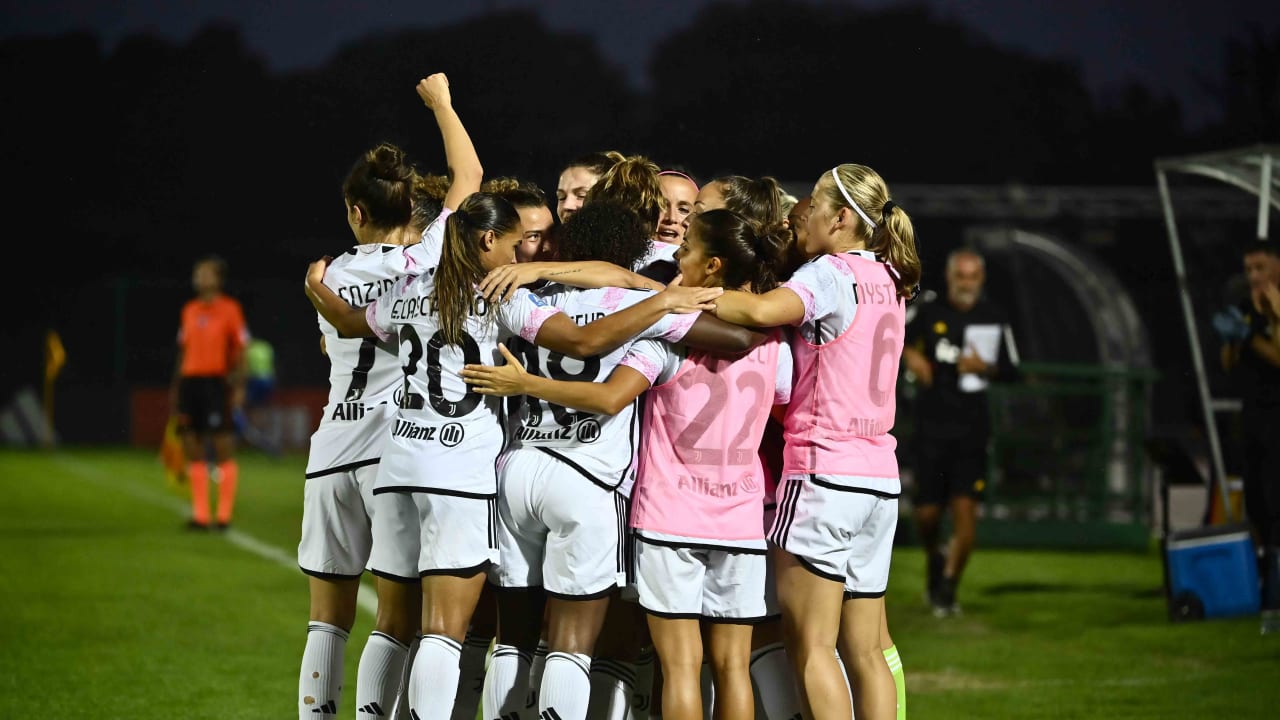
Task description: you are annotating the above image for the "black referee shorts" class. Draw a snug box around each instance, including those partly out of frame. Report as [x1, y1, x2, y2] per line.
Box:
[913, 434, 988, 507]
[177, 376, 231, 434]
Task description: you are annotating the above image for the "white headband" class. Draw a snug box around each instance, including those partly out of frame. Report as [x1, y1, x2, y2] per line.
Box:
[830, 167, 876, 230]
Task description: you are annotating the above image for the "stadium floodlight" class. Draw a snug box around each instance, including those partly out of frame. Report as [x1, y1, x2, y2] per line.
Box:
[1155, 144, 1280, 521]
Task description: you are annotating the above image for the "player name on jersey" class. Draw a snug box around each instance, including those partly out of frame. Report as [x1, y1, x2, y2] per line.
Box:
[855, 279, 898, 305]
[336, 277, 398, 306]
[388, 293, 494, 322]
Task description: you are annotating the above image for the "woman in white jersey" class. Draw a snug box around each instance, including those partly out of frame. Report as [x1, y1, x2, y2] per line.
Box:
[463, 201, 764, 720]
[708, 164, 920, 720]
[466, 209, 792, 720]
[304, 191, 722, 719]
[472, 156, 696, 719]
[297, 72, 482, 719]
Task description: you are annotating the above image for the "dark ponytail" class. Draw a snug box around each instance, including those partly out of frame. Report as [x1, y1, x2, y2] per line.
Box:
[693, 209, 789, 293]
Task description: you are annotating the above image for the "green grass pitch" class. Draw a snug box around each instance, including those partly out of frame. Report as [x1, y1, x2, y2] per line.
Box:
[1, 448, 1276, 718]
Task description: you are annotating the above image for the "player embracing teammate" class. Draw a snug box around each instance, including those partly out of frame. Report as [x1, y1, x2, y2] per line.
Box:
[297, 71, 917, 717]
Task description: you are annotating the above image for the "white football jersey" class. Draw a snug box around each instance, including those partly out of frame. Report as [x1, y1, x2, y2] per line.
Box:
[635, 241, 679, 274]
[367, 273, 562, 497]
[782, 250, 877, 345]
[507, 284, 698, 497]
[306, 244, 416, 478]
[404, 207, 450, 272]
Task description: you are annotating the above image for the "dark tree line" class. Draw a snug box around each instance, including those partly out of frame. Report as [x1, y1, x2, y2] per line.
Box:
[1, 0, 1275, 400]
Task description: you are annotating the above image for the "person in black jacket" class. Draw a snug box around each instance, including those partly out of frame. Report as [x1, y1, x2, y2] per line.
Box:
[1218, 240, 1280, 629]
[903, 248, 1019, 616]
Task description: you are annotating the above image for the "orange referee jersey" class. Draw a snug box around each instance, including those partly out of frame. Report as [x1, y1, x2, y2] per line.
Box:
[179, 294, 249, 377]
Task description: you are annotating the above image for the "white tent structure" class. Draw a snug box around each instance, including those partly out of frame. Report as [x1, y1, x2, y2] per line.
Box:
[1156, 144, 1280, 518]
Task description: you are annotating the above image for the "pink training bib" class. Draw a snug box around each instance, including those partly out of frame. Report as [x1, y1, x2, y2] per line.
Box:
[632, 336, 782, 543]
[784, 253, 904, 480]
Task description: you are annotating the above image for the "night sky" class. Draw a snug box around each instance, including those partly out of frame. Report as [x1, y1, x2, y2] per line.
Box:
[5, 0, 1277, 128]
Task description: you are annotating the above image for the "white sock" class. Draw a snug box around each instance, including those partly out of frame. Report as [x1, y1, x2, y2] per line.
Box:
[529, 639, 549, 708]
[409, 634, 461, 720]
[750, 642, 802, 720]
[299, 621, 348, 718]
[588, 659, 636, 720]
[540, 651, 593, 720]
[482, 643, 533, 719]
[355, 631, 409, 718]
[633, 649, 655, 719]
[452, 632, 492, 720]
[391, 635, 420, 720]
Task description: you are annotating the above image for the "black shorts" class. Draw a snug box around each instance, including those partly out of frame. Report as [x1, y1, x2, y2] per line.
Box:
[1242, 410, 1280, 545]
[913, 435, 988, 506]
[177, 377, 231, 433]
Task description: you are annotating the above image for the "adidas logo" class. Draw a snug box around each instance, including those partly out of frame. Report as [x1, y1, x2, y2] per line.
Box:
[310, 699, 337, 714]
[540, 708, 566, 720]
[358, 701, 386, 716]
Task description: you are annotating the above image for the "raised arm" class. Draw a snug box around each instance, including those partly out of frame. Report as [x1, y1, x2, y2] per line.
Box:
[480, 260, 665, 302]
[712, 287, 807, 328]
[416, 73, 482, 211]
[532, 276, 722, 359]
[304, 259, 376, 339]
[462, 344, 651, 416]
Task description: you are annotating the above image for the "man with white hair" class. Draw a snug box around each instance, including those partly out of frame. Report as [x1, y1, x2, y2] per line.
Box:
[903, 248, 1020, 616]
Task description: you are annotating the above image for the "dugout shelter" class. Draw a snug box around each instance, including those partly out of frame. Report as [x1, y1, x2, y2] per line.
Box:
[1156, 144, 1280, 520]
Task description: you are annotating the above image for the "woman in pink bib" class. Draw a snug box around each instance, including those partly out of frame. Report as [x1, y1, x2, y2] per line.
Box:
[709, 164, 921, 720]
[464, 209, 792, 720]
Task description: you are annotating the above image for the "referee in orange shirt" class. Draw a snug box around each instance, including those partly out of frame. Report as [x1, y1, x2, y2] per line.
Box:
[170, 256, 248, 530]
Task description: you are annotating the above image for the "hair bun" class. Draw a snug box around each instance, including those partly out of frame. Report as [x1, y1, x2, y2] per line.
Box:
[369, 143, 412, 182]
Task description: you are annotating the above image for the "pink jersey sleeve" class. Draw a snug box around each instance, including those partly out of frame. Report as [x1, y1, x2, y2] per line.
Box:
[499, 288, 562, 343]
[365, 303, 392, 342]
[366, 274, 417, 343]
[642, 311, 698, 343]
[605, 287, 697, 343]
[782, 258, 840, 326]
[619, 339, 669, 385]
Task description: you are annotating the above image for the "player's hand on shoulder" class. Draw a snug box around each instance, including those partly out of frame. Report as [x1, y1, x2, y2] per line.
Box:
[480, 262, 541, 303]
[416, 73, 451, 111]
[661, 273, 723, 314]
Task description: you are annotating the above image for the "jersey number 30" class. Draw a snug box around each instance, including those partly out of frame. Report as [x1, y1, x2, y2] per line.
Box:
[398, 326, 483, 418]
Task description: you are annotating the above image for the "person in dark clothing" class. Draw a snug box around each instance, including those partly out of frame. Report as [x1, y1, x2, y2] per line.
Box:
[903, 248, 1020, 616]
[1218, 240, 1280, 629]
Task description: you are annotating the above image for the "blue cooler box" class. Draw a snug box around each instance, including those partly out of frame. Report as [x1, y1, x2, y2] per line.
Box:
[1165, 523, 1259, 620]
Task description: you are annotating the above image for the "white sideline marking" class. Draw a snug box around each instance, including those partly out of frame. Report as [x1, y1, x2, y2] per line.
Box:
[53, 454, 378, 617]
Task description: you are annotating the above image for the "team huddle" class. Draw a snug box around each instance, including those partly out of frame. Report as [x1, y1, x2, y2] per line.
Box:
[297, 74, 919, 720]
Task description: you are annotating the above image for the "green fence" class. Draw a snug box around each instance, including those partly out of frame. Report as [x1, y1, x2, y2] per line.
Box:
[979, 363, 1159, 549]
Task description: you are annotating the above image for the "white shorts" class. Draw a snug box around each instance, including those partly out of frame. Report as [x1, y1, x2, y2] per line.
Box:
[635, 538, 768, 621]
[298, 462, 379, 579]
[769, 474, 898, 597]
[369, 490, 499, 580]
[490, 449, 627, 599]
